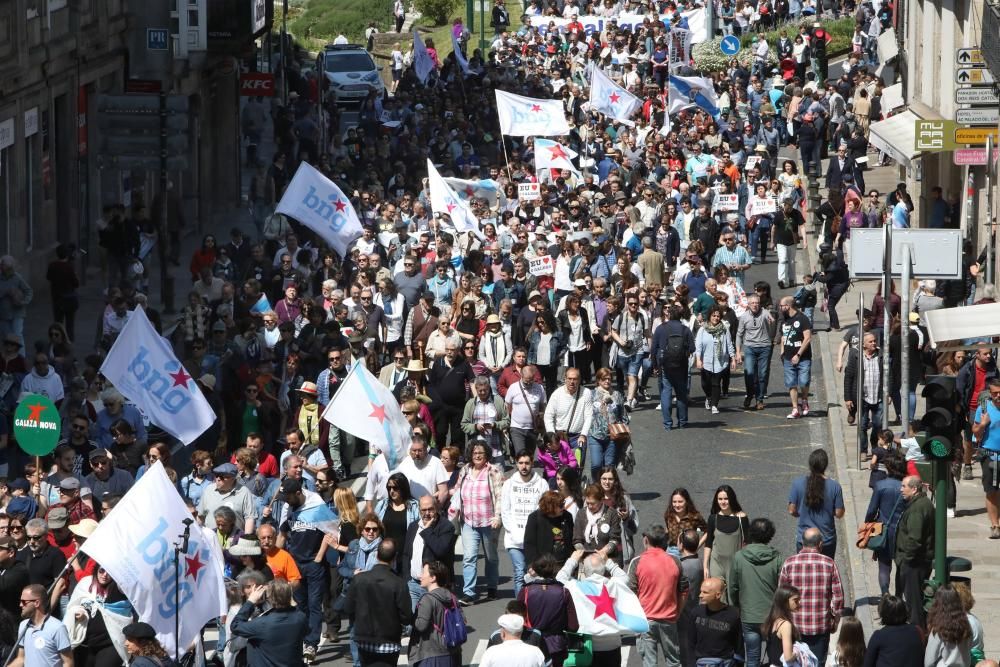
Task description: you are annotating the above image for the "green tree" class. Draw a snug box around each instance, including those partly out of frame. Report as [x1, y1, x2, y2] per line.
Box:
[414, 0, 461, 25]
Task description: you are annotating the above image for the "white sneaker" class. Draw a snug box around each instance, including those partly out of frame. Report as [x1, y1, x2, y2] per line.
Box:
[705, 399, 711, 409]
[787, 409, 801, 419]
[801, 400, 811, 416]
[711, 406, 720, 414]
[656, 403, 662, 410]
[947, 508, 956, 519]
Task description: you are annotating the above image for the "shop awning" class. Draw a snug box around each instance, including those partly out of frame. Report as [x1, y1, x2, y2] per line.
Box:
[869, 109, 922, 169]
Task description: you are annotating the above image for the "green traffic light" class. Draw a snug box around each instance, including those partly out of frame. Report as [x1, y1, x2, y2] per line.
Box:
[929, 437, 951, 458]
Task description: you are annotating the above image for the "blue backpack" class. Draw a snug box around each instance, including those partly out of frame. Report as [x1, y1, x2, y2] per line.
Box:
[435, 594, 468, 648]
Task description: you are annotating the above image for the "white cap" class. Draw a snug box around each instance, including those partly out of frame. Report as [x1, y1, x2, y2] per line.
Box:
[497, 614, 525, 634]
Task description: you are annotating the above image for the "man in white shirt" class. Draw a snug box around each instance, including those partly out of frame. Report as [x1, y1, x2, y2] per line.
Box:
[363, 446, 391, 515]
[506, 365, 547, 456]
[394, 433, 448, 505]
[480, 614, 545, 667]
[500, 452, 548, 597]
[543, 367, 593, 452]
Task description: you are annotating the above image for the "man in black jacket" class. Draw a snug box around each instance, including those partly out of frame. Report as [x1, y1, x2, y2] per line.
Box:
[844, 332, 883, 454]
[346, 539, 413, 666]
[402, 496, 457, 611]
[650, 304, 696, 431]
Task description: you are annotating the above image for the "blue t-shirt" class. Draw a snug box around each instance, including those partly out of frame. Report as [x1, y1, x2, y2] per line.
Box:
[974, 401, 1000, 452]
[787, 475, 845, 546]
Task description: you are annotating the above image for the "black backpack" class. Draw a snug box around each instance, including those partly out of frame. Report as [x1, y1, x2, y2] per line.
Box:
[659, 327, 688, 370]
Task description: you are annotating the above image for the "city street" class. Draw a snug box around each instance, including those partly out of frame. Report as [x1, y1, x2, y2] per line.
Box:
[311, 258, 834, 666]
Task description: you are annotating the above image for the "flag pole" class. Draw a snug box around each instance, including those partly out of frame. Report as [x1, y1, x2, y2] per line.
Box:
[499, 133, 514, 184]
[173, 518, 193, 660]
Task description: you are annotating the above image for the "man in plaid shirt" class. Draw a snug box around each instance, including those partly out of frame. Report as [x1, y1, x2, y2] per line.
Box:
[778, 528, 844, 665]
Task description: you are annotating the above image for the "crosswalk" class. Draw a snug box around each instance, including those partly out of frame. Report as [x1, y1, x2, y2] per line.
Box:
[392, 638, 633, 665]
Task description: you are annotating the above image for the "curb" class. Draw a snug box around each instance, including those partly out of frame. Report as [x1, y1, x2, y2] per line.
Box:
[800, 200, 879, 635]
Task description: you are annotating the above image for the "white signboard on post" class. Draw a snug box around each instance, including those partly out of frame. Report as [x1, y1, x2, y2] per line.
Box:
[848, 228, 962, 279]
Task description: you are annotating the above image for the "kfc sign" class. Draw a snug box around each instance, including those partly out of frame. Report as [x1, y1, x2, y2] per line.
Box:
[240, 73, 275, 97]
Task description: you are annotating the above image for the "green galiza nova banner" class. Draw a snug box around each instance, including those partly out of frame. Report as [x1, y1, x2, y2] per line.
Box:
[13, 393, 61, 456]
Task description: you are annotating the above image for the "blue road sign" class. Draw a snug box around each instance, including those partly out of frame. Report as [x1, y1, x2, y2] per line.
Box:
[720, 35, 741, 56]
[147, 28, 169, 51]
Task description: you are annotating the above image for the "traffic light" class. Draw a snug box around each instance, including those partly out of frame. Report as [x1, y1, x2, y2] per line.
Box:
[920, 375, 959, 460]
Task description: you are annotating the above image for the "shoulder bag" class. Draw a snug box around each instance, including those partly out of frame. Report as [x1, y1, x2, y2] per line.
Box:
[518, 381, 546, 433]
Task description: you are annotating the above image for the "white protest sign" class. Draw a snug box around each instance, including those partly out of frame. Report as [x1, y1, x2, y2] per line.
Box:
[529, 254, 554, 276]
[714, 194, 739, 212]
[518, 182, 541, 201]
[744, 155, 761, 172]
[750, 197, 777, 216]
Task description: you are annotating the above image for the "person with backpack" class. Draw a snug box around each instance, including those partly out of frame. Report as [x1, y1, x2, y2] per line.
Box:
[736, 294, 777, 411]
[650, 303, 695, 431]
[408, 560, 466, 667]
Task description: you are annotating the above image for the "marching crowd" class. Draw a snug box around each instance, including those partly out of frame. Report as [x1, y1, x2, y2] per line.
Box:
[0, 0, 993, 664]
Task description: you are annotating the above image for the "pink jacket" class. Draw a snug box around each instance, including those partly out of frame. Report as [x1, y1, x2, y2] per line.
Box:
[536, 440, 578, 479]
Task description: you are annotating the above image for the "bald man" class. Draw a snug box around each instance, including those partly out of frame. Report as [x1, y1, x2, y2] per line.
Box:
[690, 577, 741, 664]
[779, 528, 844, 664]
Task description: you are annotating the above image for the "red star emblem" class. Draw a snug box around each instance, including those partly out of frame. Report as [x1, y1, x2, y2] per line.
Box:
[446, 201, 457, 213]
[464, 186, 476, 197]
[586, 584, 618, 621]
[185, 552, 206, 581]
[369, 402, 387, 424]
[168, 367, 192, 388]
[609, 91, 621, 104]
[26, 403, 46, 422]
[548, 144, 569, 161]
[530, 104, 542, 112]
[333, 198, 347, 213]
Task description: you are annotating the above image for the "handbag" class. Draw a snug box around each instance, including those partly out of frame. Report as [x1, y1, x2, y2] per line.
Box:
[518, 381, 546, 433]
[855, 521, 883, 549]
[608, 422, 631, 442]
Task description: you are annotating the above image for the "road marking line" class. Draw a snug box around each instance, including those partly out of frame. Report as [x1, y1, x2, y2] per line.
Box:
[470, 638, 489, 664]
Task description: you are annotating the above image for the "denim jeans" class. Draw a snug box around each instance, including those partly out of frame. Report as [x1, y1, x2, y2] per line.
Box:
[801, 633, 831, 666]
[742, 621, 763, 667]
[293, 560, 327, 648]
[659, 371, 689, 429]
[638, 619, 681, 667]
[859, 401, 883, 453]
[407, 578, 426, 613]
[507, 547, 526, 597]
[461, 523, 499, 597]
[742, 345, 771, 402]
[588, 435, 616, 481]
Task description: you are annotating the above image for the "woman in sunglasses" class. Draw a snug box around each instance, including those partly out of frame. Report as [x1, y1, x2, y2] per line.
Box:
[66, 562, 134, 666]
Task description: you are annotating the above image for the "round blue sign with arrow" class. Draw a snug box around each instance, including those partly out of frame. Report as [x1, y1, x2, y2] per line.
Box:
[720, 35, 741, 56]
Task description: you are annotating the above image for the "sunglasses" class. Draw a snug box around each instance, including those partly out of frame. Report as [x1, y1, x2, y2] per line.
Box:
[362, 526, 380, 533]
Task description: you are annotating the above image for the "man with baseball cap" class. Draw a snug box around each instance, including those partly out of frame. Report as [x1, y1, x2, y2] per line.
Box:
[51, 477, 96, 525]
[198, 462, 256, 535]
[84, 448, 135, 508]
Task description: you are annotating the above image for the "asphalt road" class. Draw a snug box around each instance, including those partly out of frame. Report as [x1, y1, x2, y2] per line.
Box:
[306, 256, 833, 666]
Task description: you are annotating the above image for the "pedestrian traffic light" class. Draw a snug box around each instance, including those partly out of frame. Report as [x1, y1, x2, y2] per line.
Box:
[920, 376, 959, 460]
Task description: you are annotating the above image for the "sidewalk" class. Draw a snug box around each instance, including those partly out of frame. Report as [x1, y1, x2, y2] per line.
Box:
[21, 115, 275, 355]
[807, 164, 1000, 654]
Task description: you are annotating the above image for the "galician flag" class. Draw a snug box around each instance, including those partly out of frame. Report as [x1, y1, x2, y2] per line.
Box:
[250, 294, 271, 314]
[80, 462, 227, 658]
[276, 161, 364, 257]
[495, 90, 570, 137]
[452, 31, 470, 76]
[100, 308, 215, 445]
[589, 68, 641, 122]
[566, 573, 650, 636]
[534, 138, 579, 174]
[286, 492, 341, 536]
[322, 363, 411, 469]
[444, 177, 501, 208]
[413, 30, 435, 84]
[427, 159, 479, 233]
[668, 75, 721, 119]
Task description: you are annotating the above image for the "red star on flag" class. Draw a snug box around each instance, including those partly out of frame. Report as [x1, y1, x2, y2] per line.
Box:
[548, 144, 569, 161]
[168, 367, 192, 388]
[609, 91, 621, 104]
[26, 403, 46, 421]
[446, 201, 457, 213]
[586, 584, 618, 621]
[333, 198, 347, 213]
[369, 402, 387, 424]
[530, 104, 542, 112]
[464, 186, 476, 197]
[185, 552, 206, 581]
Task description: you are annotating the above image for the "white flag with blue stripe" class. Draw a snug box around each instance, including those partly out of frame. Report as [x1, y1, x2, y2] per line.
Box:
[589, 67, 642, 122]
[668, 75, 721, 119]
[321, 363, 411, 469]
[444, 177, 501, 208]
[495, 90, 570, 136]
[427, 159, 480, 232]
